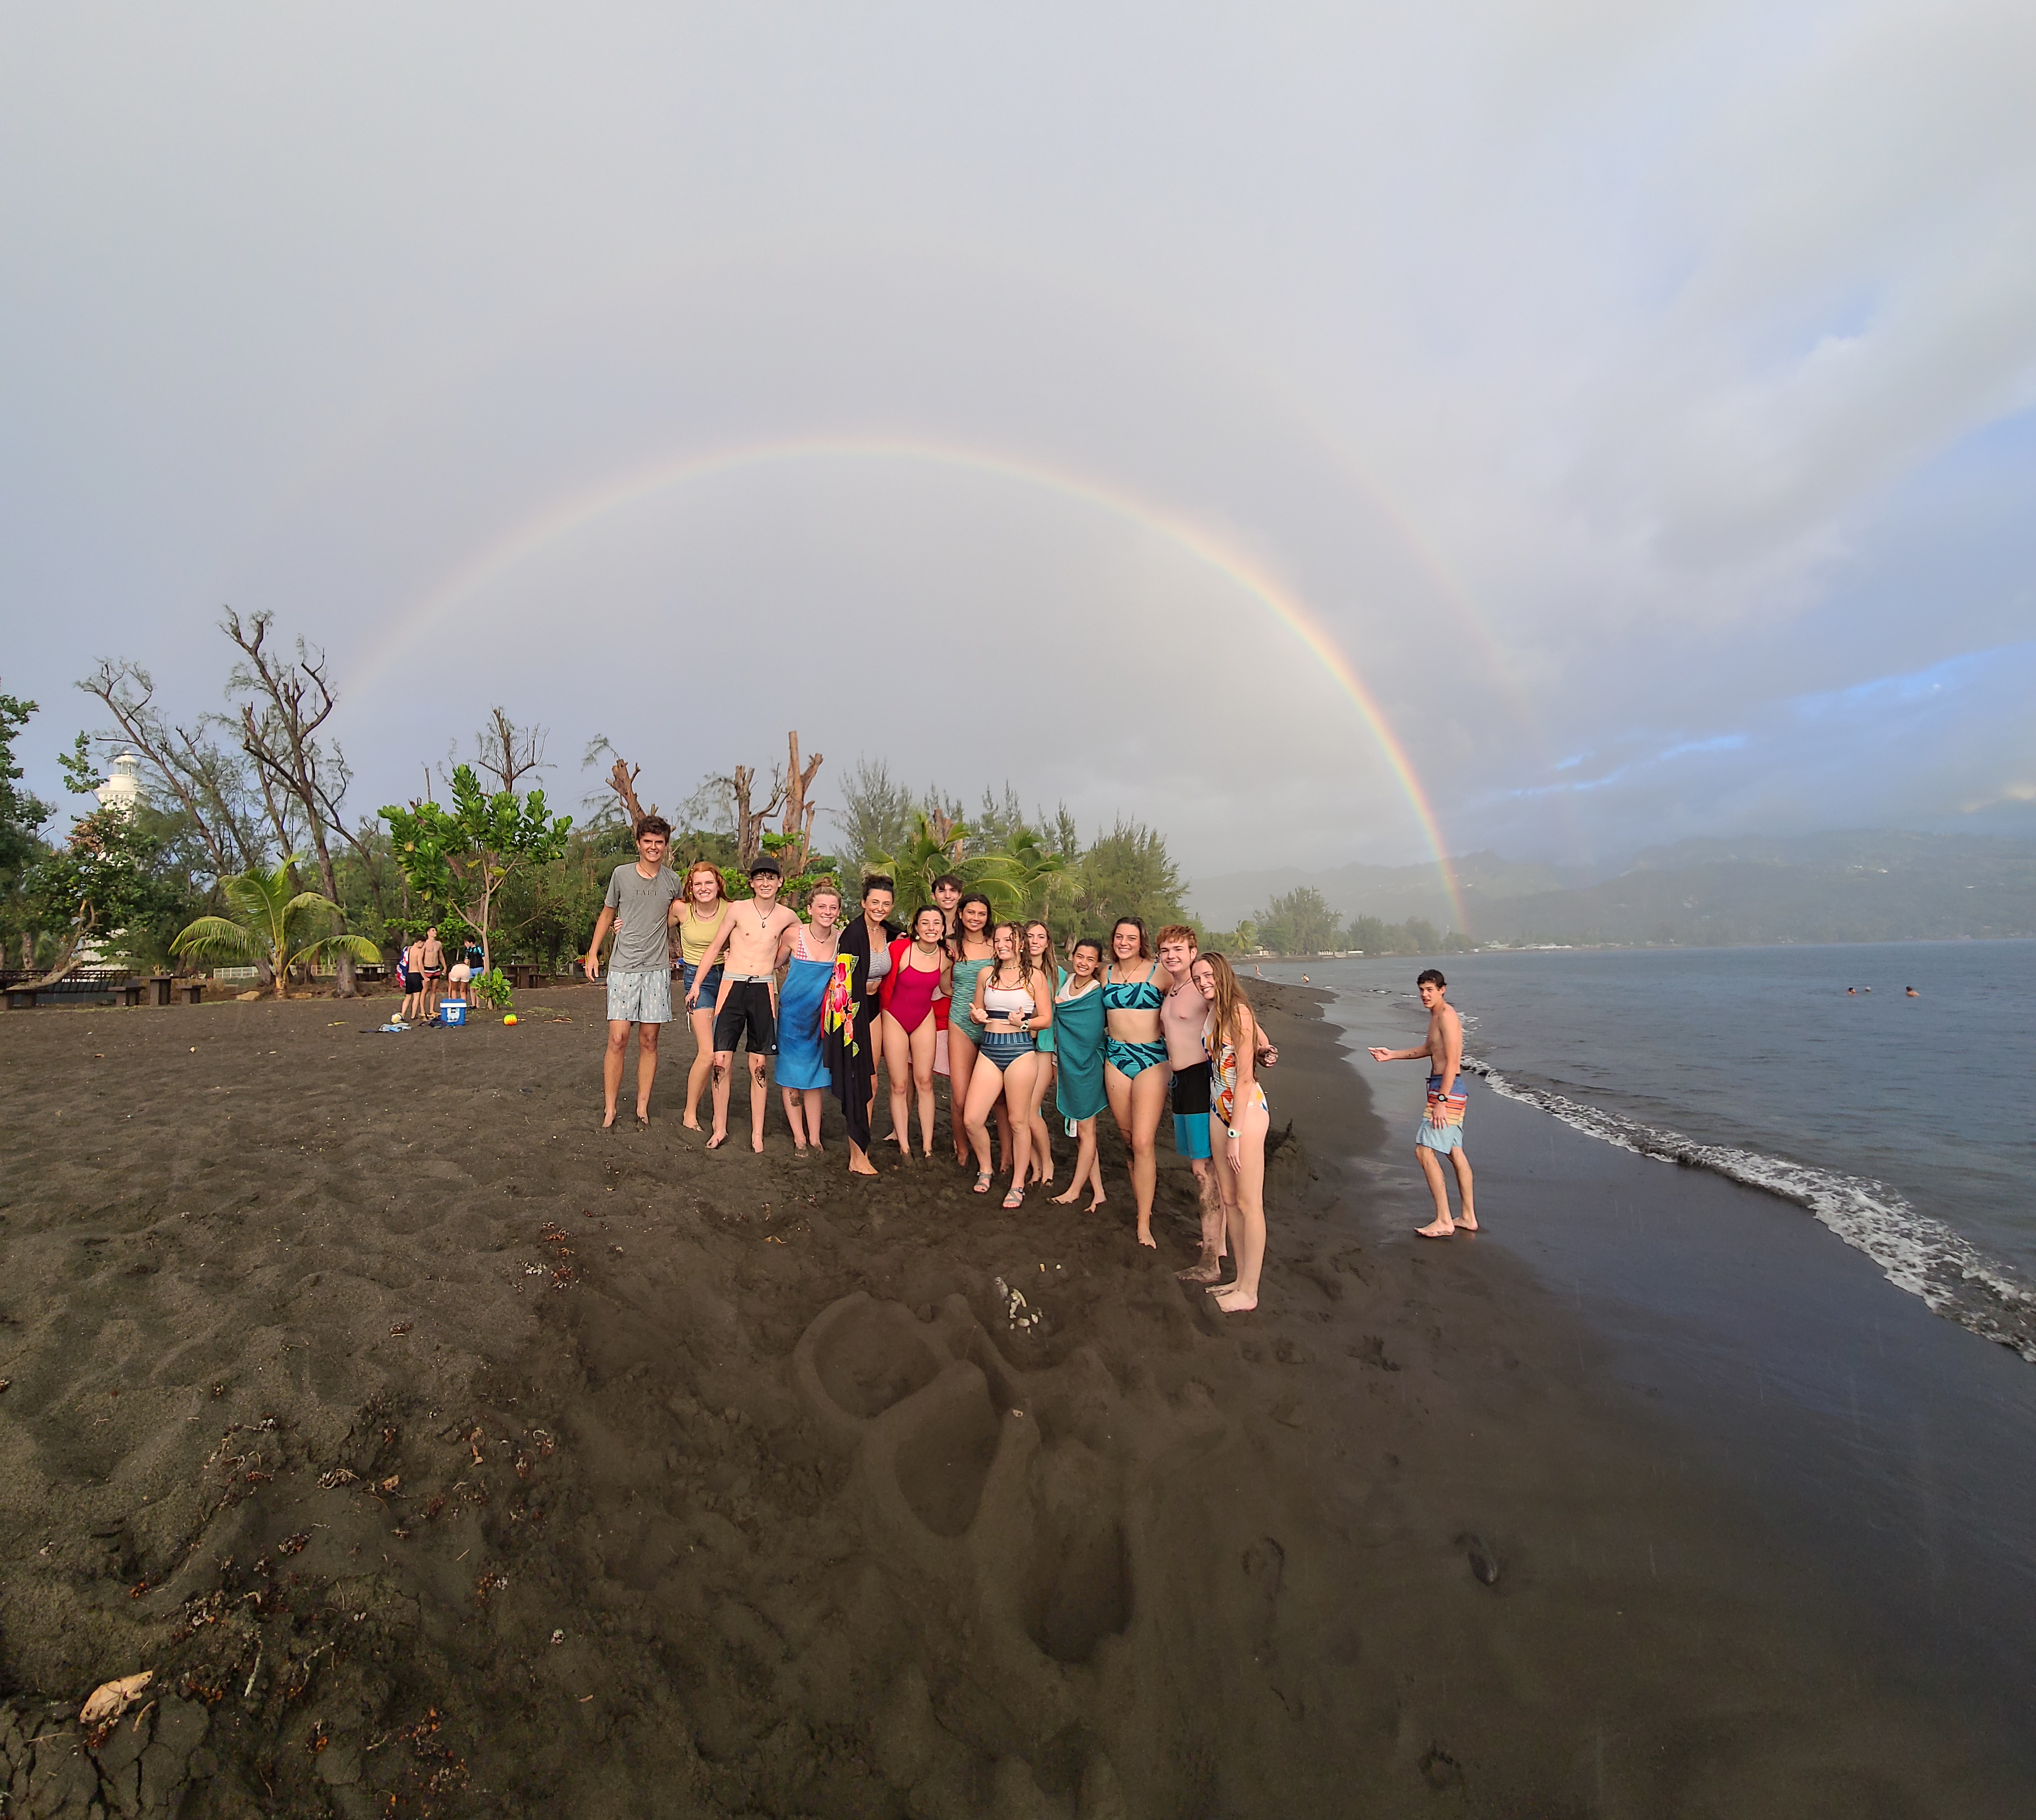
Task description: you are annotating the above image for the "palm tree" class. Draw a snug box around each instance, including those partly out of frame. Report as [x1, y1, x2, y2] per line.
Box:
[972, 827, 1069, 924]
[170, 855, 381, 998]
[871, 811, 975, 914]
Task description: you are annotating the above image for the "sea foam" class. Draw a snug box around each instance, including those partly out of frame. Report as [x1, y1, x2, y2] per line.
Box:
[1469, 1057, 2036, 1363]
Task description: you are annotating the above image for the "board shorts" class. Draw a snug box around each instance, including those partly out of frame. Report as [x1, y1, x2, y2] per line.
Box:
[1169, 1059, 1213, 1159]
[712, 977, 777, 1055]
[403, 971, 423, 994]
[1416, 1074, 1468, 1154]
[606, 967, 673, 1026]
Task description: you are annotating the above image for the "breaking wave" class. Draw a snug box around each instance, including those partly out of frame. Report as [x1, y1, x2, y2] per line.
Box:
[1467, 1057, 2036, 1363]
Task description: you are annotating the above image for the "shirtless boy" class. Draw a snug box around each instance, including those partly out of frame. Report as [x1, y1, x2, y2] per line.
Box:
[1368, 968, 1478, 1238]
[420, 926, 447, 1020]
[1157, 926, 1227, 1281]
[400, 934, 426, 1025]
[687, 858, 800, 1152]
[584, 816, 685, 1129]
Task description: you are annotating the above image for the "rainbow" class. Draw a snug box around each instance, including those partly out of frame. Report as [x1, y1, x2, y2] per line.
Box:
[377, 436, 1469, 931]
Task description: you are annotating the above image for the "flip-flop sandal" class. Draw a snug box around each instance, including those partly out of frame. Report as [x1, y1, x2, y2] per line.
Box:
[973, 1172, 994, 1194]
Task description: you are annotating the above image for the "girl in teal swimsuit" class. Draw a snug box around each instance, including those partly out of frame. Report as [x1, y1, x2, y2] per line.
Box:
[1102, 916, 1170, 1248]
[945, 893, 999, 1169]
[1022, 921, 1059, 1186]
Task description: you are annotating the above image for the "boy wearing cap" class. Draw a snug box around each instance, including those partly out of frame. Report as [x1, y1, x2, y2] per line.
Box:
[687, 858, 800, 1151]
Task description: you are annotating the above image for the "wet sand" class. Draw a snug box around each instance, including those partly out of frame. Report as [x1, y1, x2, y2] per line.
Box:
[1, 983, 2028, 1817]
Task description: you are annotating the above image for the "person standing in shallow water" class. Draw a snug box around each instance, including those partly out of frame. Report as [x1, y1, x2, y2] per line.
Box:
[584, 816, 685, 1129]
[1368, 967, 1478, 1238]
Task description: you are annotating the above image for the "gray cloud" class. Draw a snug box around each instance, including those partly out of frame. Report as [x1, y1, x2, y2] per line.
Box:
[1, 2, 2030, 882]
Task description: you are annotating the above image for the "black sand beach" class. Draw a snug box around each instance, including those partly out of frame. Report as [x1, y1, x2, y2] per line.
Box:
[2, 982, 2030, 1817]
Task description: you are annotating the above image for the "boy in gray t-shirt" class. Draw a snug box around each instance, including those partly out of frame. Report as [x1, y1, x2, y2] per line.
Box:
[583, 817, 684, 1128]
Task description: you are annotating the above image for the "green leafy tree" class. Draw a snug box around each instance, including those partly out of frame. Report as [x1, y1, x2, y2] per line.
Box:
[830, 757, 918, 877]
[379, 765, 572, 974]
[1255, 886, 1340, 955]
[972, 825, 1070, 924]
[1075, 818, 1185, 936]
[872, 810, 976, 915]
[27, 807, 186, 984]
[170, 855, 380, 997]
[0, 687, 53, 970]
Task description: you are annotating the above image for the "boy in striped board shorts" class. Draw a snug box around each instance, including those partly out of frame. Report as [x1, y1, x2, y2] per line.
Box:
[1369, 968, 1479, 1239]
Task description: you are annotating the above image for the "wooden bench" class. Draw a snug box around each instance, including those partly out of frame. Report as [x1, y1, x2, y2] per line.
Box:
[179, 981, 206, 1005]
[508, 964, 543, 990]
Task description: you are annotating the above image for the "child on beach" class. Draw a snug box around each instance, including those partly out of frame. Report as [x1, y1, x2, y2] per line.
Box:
[1368, 968, 1479, 1239]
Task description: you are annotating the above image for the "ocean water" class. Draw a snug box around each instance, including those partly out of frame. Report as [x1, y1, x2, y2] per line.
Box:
[1254, 941, 2036, 1360]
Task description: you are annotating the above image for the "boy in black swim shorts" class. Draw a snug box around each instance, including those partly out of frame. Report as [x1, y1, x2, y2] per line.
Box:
[688, 858, 800, 1151]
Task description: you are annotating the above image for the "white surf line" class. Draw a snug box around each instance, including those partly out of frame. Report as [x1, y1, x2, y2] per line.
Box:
[1466, 1057, 2036, 1365]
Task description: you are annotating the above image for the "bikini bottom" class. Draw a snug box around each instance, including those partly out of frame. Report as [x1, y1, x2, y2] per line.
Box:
[1105, 1037, 1169, 1079]
[979, 1030, 1036, 1073]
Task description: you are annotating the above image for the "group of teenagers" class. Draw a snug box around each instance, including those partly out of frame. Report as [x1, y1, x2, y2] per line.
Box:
[583, 816, 1276, 1312]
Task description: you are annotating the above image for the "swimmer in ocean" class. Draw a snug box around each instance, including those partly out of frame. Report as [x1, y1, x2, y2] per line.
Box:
[1907, 986, 1920, 996]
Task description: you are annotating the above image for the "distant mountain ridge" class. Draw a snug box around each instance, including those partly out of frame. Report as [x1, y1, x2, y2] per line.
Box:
[1190, 832, 2036, 948]
[1186, 850, 1587, 932]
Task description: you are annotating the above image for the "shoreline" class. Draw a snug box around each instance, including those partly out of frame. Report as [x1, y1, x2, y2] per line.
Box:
[1309, 983, 2036, 1783]
[2, 984, 2030, 1813]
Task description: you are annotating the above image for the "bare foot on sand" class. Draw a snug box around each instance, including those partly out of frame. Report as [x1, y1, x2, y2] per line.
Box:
[601, 1109, 618, 1130]
[1176, 1257, 1223, 1282]
[682, 1116, 702, 1131]
[849, 1157, 879, 1177]
[1135, 1220, 1156, 1250]
[1209, 1285, 1258, 1313]
[1049, 1185, 1081, 1205]
[706, 1131, 729, 1150]
[1415, 1217, 1456, 1239]
[1456, 1212, 1479, 1231]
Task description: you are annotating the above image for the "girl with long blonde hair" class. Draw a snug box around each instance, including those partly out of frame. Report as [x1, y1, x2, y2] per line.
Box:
[675, 859, 731, 1131]
[1191, 952, 1271, 1312]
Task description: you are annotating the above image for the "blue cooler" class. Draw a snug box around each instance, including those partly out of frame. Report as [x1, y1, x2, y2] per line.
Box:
[442, 1000, 468, 1026]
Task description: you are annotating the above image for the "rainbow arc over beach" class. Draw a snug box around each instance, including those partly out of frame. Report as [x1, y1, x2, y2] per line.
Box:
[394, 436, 1470, 931]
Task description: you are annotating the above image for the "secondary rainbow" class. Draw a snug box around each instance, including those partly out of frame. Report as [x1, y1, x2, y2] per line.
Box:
[385, 436, 1469, 931]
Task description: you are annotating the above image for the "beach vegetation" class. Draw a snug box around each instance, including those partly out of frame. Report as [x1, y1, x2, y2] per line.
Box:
[0, 685, 55, 971]
[1072, 816, 1187, 938]
[169, 854, 379, 997]
[1255, 886, 1341, 956]
[379, 765, 573, 977]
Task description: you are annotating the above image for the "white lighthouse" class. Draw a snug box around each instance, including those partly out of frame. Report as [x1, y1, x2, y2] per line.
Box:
[96, 751, 143, 816]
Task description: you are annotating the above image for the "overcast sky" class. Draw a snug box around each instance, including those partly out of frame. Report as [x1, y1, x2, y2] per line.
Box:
[4, 1, 2032, 887]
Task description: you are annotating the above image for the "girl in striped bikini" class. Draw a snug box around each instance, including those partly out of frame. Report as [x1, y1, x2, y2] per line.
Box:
[1101, 916, 1170, 1248]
